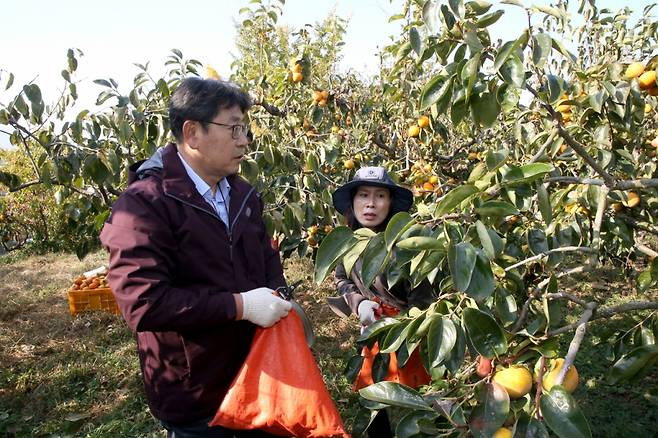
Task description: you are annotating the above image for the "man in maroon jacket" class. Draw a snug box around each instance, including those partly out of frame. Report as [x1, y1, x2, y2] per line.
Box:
[100, 78, 291, 437]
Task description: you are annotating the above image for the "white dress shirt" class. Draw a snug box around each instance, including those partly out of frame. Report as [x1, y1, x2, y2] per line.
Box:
[177, 152, 231, 227]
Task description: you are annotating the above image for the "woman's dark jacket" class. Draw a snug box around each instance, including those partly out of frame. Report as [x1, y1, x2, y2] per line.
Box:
[334, 259, 436, 315]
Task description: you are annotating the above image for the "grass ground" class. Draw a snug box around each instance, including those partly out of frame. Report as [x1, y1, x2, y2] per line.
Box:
[0, 250, 656, 437]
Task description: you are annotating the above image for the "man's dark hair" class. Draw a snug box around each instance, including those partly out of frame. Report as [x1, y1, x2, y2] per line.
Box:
[169, 77, 252, 142]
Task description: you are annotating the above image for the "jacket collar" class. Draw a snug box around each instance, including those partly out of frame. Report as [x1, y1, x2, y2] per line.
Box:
[159, 143, 253, 224]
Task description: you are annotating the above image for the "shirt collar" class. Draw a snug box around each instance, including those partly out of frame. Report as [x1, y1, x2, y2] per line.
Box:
[177, 152, 230, 201]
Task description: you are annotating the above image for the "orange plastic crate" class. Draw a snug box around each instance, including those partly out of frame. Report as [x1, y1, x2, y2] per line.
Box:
[67, 287, 120, 317]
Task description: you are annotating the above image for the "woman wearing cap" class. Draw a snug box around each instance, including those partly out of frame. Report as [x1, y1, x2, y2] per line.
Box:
[329, 166, 435, 437]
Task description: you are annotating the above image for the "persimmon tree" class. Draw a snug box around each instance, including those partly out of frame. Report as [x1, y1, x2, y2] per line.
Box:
[312, 0, 658, 436]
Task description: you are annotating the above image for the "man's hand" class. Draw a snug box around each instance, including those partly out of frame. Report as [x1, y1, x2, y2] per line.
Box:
[238, 287, 292, 327]
[357, 300, 381, 326]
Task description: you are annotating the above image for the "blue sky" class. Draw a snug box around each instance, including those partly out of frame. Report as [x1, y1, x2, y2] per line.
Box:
[0, 0, 654, 148]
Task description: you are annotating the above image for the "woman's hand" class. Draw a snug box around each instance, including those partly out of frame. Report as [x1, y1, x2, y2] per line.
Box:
[357, 300, 381, 326]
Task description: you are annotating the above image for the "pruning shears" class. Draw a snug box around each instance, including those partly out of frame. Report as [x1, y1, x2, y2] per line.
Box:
[276, 280, 315, 347]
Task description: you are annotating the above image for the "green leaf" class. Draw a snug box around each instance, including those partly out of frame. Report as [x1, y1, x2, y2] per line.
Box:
[440, 4, 456, 29]
[540, 387, 592, 438]
[537, 183, 552, 225]
[427, 317, 457, 367]
[443, 322, 466, 374]
[435, 184, 480, 216]
[5, 72, 14, 90]
[396, 236, 443, 251]
[462, 53, 481, 102]
[422, 0, 442, 34]
[0, 171, 22, 190]
[361, 233, 388, 289]
[93, 79, 113, 88]
[359, 382, 434, 411]
[502, 163, 553, 186]
[14, 94, 29, 118]
[448, 242, 477, 292]
[463, 307, 508, 358]
[485, 149, 508, 171]
[83, 155, 111, 185]
[476, 10, 504, 27]
[379, 321, 409, 353]
[420, 76, 453, 111]
[527, 228, 549, 255]
[501, 0, 524, 7]
[466, 0, 493, 15]
[476, 221, 495, 259]
[551, 38, 576, 63]
[469, 382, 510, 438]
[343, 238, 369, 276]
[410, 27, 423, 56]
[314, 227, 356, 283]
[358, 317, 400, 342]
[475, 200, 519, 217]
[396, 411, 439, 438]
[239, 158, 259, 185]
[449, 0, 465, 18]
[385, 212, 414, 251]
[465, 251, 496, 301]
[499, 55, 525, 88]
[471, 92, 500, 127]
[546, 74, 566, 103]
[608, 345, 658, 384]
[451, 98, 469, 126]
[494, 38, 520, 72]
[67, 48, 78, 72]
[515, 412, 550, 437]
[589, 90, 606, 113]
[531, 33, 552, 68]
[534, 4, 564, 19]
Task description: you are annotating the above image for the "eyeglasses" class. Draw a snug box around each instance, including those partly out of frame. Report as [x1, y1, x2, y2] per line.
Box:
[199, 120, 249, 140]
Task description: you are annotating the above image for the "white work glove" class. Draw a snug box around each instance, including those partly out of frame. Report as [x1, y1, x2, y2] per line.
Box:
[357, 300, 381, 326]
[240, 287, 292, 328]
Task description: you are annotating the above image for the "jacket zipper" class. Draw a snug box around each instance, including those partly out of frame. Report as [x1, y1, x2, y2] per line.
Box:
[165, 187, 255, 262]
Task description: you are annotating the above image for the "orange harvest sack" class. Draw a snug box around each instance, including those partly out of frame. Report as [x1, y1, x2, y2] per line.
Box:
[353, 342, 431, 391]
[209, 311, 349, 438]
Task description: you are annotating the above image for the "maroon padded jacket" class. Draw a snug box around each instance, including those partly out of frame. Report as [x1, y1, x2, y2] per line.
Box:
[99, 143, 286, 424]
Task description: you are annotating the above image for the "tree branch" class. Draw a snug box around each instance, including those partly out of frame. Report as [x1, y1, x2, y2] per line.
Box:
[546, 292, 588, 308]
[556, 302, 597, 385]
[253, 98, 286, 117]
[589, 186, 609, 266]
[525, 84, 616, 186]
[545, 176, 604, 186]
[504, 246, 595, 272]
[512, 265, 591, 333]
[529, 129, 558, 163]
[613, 178, 658, 190]
[546, 301, 658, 337]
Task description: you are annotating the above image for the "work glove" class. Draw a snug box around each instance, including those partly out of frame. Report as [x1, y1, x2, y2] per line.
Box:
[357, 300, 381, 326]
[240, 287, 292, 328]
